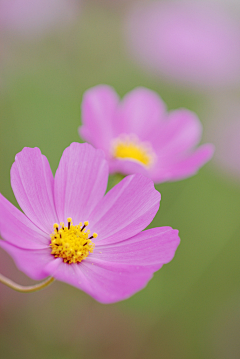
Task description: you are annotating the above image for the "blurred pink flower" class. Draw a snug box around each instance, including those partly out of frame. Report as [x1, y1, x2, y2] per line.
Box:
[125, 1, 240, 88]
[79, 85, 214, 183]
[0, 143, 180, 303]
[207, 97, 240, 179]
[0, 0, 80, 39]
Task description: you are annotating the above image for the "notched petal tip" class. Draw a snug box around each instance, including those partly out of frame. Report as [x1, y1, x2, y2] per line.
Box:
[54, 141, 109, 224]
[131, 173, 161, 202]
[13, 146, 41, 163]
[10, 146, 57, 233]
[64, 142, 108, 163]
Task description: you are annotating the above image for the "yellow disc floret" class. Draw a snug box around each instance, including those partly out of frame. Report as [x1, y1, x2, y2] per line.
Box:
[112, 134, 155, 168]
[50, 218, 97, 264]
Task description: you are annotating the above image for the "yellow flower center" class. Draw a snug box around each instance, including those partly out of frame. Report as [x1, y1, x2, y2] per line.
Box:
[112, 134, 155, 168]
[50, 218, 97, 264]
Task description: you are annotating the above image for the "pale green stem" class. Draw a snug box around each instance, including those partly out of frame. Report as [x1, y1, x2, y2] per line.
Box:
[0, 274, 55, 293]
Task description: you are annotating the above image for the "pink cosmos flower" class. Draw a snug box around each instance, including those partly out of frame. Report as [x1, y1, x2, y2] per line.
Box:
[0, 143, 180, 303]
[79, 85, 214, 183]
[125, 1, 240, 88]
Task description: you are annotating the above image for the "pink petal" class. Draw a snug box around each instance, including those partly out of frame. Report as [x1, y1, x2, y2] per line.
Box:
[79, 85, 119, 153]
[43, 257, 88, 288]
[117, 87, 166, 140]
[0, 194, 50, 249]
[92, 227, 180, 269]
[54, 143, 108, 224]
[0, 241, 53, 280]
[89, 174, 160, 245]
[44, 258, 154, 304]
[11, 147, 58, 233]
[165, 143, 215, 181]
[154, 109, 203, 154]
[109, 158, 149, 177]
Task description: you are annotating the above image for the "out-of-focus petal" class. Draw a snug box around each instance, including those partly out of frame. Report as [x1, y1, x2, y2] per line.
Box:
[0, 194, 49, 249]
[154, 109, 202, 154]
[80, 85, 119, 153]
[109, 158, 149, 177]
[89, 174, 160, 245]
[11, 147, 58, 233]
[162, 144, 215, 182]
[0, 241, 53, 280]
[54, 143, 108, 225]
[117, 87, 166, 139]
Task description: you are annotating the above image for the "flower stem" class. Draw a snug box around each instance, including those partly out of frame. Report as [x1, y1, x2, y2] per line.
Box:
[0, 274, 55, 293]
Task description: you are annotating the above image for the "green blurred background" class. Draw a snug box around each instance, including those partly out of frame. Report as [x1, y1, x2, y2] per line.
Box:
[0, 2, 240, 358]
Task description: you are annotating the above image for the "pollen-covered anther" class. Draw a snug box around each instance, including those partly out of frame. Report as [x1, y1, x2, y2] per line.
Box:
[111, 134, 156, 168]
[50, 218, 96, 264]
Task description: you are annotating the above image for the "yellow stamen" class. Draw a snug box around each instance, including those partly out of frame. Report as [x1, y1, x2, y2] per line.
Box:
[112, 134, 155, 168]
[50, 219, 96, 264]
